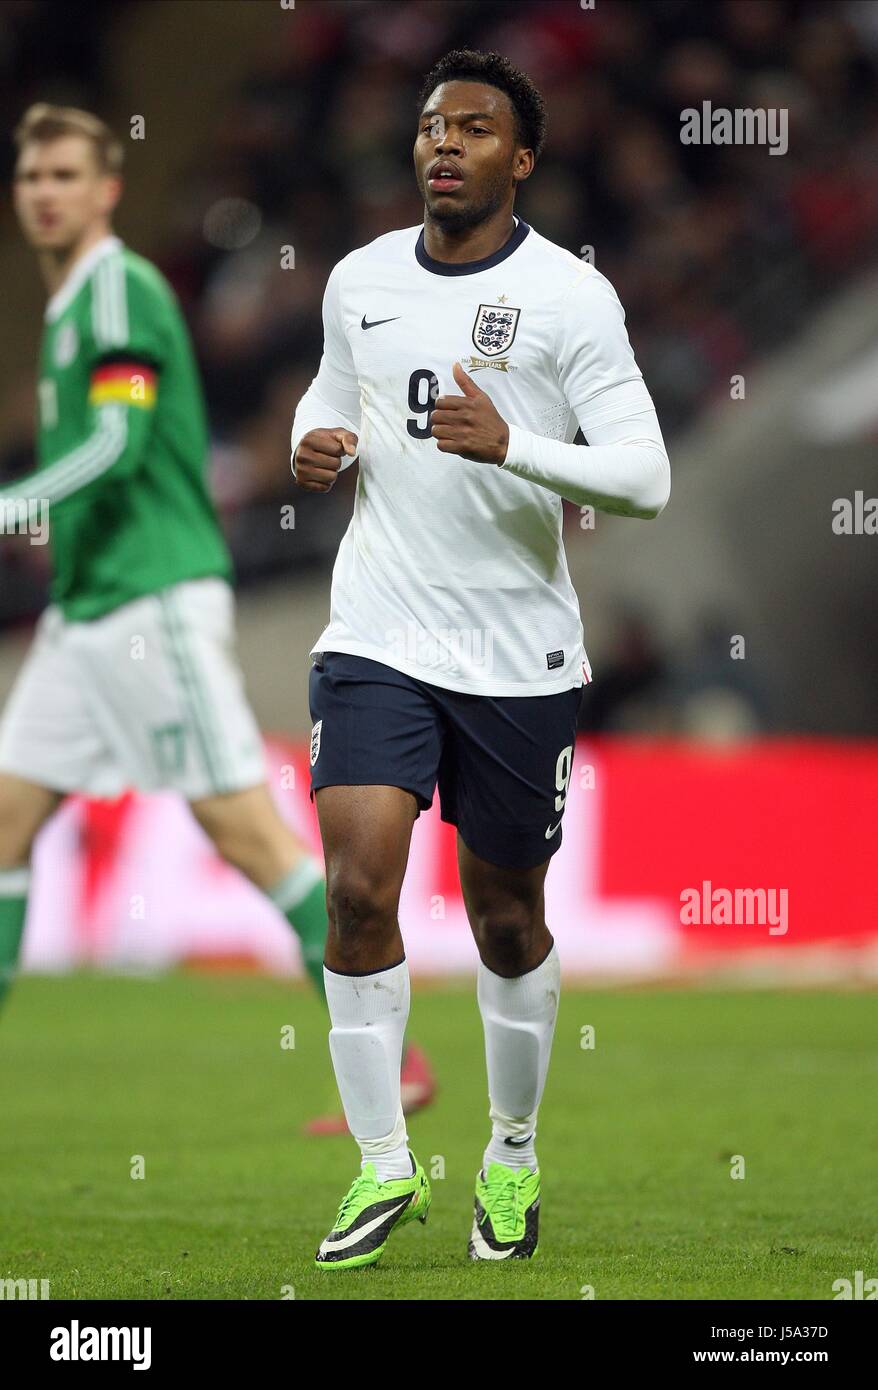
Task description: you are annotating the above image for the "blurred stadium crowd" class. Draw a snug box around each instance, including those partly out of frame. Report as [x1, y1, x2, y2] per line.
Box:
[1, 0, 877, 733]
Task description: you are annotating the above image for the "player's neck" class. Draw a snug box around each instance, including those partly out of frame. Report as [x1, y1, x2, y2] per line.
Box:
[37, 222, 115, 297]
[422, 205, 517, 265]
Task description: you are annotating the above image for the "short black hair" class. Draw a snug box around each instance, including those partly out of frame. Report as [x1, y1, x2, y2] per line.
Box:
[417, 49, 547, 162]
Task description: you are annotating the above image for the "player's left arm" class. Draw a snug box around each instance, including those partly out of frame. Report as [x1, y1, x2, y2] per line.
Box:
[0, 269, 163, 517]
[431, 272, 671, 520]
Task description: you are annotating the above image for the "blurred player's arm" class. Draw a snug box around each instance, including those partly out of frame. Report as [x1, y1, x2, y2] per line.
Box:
[290, 260, 361, 492]
[500, 273, 670, 519]
[0, 271, 162, 517]
[0, 391, 154, 518]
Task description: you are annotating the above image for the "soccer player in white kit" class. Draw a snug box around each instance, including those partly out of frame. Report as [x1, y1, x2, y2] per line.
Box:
[291, 50, 670, 1267]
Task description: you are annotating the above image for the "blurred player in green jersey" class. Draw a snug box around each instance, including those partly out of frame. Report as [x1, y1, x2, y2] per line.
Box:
[0, 103, 436, 1129]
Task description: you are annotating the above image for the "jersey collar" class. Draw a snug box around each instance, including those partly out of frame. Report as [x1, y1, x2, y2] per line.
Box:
[45, 235, 124, 323]
[415, 216, 530, 276]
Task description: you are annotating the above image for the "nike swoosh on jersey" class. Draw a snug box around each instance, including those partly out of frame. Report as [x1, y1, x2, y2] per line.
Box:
[318, 1198, 408, 1255]
[544, 820, 562, 838]
[361, 315, 401, 330]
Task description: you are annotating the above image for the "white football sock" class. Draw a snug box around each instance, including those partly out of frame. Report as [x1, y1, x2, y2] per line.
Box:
[324, 959, 412, 1182]
[478, 943, 561, 1173]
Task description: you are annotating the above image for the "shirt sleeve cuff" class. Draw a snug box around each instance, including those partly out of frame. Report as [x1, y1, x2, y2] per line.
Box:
[499, 421, 531, 471]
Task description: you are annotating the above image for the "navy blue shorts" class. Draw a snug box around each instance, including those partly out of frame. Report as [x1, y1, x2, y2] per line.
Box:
[308, 652, 583, 869]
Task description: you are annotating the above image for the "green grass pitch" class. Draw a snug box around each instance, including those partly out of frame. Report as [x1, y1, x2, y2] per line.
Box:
[1, 973, 875, 1300]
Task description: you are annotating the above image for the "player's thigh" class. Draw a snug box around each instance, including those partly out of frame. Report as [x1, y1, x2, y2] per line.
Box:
[83, 578, 266, 799]
[188, 783, 294, 867]
[457, 835, 549, 926]
[0, 605, 117, 800]
[456, 832, 557, 973]
[315, 783, 419, 918]
[190, 780, 274, 836]
[439, 684, 583, 870]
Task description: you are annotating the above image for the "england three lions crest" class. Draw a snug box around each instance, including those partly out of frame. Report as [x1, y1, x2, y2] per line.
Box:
[472, 303, 521, 357]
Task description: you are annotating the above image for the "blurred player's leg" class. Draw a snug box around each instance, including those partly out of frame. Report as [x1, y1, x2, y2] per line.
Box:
[67, 579, 330, 1000]
[0, 605, 115, 1017]
[458, 840, 558, 1260]
[189, 784, 328, 996]
[0, 774, 61, 1011]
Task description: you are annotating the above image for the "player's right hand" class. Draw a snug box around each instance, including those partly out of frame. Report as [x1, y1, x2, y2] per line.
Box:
[293, 429, 358, 492]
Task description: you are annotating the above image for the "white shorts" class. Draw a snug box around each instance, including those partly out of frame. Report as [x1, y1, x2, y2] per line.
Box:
[0, 578, 266, 800]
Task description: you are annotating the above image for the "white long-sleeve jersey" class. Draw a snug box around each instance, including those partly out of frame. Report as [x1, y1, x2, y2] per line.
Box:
[290, 216, 670, 696]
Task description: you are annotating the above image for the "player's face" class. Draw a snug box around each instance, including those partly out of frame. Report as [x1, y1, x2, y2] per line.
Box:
[13, 136, 119, 252]
[414, 80, 532, 232]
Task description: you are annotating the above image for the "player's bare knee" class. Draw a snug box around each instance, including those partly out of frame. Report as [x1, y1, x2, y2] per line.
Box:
[471, 905, 543, 973]
[326, 868, 398, 950]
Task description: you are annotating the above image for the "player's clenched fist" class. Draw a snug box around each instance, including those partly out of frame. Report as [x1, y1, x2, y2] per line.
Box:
[293, 428, 358, 492]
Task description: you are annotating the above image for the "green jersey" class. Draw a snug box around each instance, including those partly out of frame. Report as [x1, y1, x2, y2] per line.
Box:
[2, 236, 231, 620]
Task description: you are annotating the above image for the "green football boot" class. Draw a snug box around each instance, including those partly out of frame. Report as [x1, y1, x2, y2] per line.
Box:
[315, 1151, 431, 1269]
[468, 1161, 540, 1260]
